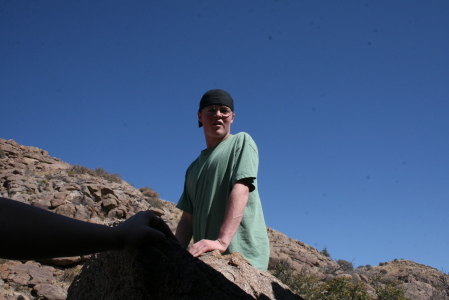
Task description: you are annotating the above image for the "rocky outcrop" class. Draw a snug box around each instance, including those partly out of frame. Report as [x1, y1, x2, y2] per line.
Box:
[268, 228, 341, 279]
[67, 239, 303, 300]
[0, 139, 175, 231]
[1, 138, 449, 300]
[356, 260, 449, 300]
[0, 260, 73, 300]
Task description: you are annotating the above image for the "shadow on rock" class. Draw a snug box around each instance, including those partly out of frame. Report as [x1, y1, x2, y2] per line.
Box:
[67, 239, 303, 299]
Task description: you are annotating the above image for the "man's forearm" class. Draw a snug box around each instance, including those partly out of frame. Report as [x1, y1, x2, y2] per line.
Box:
[217, 181, 249, 248]
[175, 212, 193, 248]
[187, 181, 250, 257]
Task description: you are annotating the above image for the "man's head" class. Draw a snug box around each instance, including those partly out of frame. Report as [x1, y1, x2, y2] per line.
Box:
[198, 89, 234, 127]
[197, 89, 235, 148]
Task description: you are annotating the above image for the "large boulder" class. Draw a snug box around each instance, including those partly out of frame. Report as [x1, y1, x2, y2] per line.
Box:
[67, 239, 303, 300]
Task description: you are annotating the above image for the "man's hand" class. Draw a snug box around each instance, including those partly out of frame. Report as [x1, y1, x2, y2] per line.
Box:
[115, 211, 177, 250]
[189, 239, 227, 257]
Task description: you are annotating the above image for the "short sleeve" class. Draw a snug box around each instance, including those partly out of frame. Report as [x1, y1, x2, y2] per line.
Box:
[232, 133, 259, 192]
[176, 174, 194, 214]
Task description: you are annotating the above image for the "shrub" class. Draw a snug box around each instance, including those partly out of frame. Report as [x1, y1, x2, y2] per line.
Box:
[376, 284, 407, 300]
[139, 186, 164, 209]
[370, 275, 407, 300]
[271, 260, 370, 300]
[272, 260, 408, 300]
[337, 259, 354, 272]
[271, 260, 323, 298]
[321, 246, 330, 257]
[62, 265, 82, 282]
[139, 186, 159, 198]
[291, 272, 324, 300]
[0, 149, 6, 159]
[68, 165, 122, 183]
[93, 167, 122, 183]
[272, 260, 295, 286]
[325, 277, 371, 300]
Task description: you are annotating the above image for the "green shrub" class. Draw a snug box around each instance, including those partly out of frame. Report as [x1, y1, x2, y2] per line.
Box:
[321, 247, 330, 257]
[272, 260, 371, 300]
[325, 277, 371, 300]
[376, 284, 407, 300]
[291, 273, 325, 300]
[271, 260, 323, 298]
[272, 260, 408, 300]
[370, 275, 407, 300]
[272, 260, 295, 287]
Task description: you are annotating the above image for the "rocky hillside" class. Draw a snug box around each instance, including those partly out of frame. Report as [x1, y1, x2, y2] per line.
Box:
[1, 138, 448, 300]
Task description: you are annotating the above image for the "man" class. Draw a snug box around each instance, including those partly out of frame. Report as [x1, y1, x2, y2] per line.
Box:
[175, 89, 270, 271]
[0, 196, 176, 260]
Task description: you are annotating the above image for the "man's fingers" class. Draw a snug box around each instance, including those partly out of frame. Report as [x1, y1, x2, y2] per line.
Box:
[188, 240, 221, 257]
[189, 244, 207, 257]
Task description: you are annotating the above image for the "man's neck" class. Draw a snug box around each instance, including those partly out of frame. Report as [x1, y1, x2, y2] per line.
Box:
[205, 133, 231, 149]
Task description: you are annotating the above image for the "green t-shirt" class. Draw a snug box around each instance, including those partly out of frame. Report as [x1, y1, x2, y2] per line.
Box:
[177, 132, 270, 271]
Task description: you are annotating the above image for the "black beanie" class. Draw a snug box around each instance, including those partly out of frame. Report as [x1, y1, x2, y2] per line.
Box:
[198, 89, 234, 127]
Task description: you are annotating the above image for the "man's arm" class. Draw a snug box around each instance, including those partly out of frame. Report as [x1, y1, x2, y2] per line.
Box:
[175, 211, 194, 248]
[0, 197, 176, 260]
[188, 180, 249, 257]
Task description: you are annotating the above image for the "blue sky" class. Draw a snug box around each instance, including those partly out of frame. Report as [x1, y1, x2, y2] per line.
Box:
[1, 1, 448, 271]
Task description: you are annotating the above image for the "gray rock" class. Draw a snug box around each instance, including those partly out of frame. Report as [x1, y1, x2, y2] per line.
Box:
[33, 284, 67, 300]
[67, 239, 303, 300]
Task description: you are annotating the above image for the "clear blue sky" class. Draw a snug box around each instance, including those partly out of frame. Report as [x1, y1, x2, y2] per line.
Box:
[2, 1, 448, 271]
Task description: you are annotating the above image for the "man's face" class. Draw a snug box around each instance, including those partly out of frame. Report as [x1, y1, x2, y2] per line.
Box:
[198, 105, 235, 142]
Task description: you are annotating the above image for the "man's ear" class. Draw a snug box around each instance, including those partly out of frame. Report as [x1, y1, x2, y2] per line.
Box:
[197, 111, 202, 123]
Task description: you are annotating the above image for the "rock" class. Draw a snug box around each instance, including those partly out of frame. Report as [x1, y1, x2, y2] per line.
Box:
[33, 284, 67, 300]
[267, 227, 340, 278]
[10, 272, 30, 285]
[73, 205, 91, 221]
[2, 138, 449, 300]
[101, 194, 119, 210]
[10, 262, 55, 285]
[42, 256, 89, 266]
[67, 239, 303, 300]
[54, 203, 76, 218]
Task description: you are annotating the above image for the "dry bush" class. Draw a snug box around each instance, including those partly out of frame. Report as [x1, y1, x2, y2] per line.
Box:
[62, 265, 82, 282]
[68, 165, 122, 183]
[139, 186, 159, 198]
[337, 259, 354, 272]
[139, 186, 164, 209]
